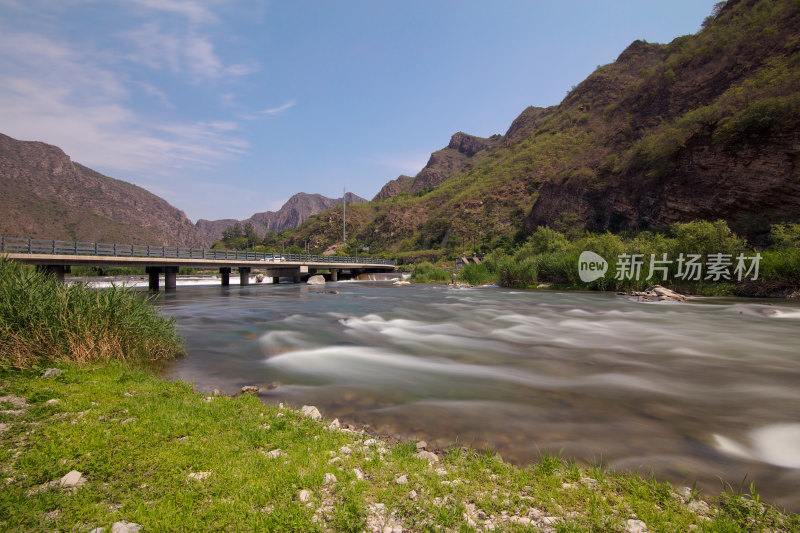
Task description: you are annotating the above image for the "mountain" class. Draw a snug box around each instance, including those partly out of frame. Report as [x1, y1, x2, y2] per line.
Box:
[0, 133, 209, 247]
[287, 0, 800, 253]
[195, 192, 367, 242]
[372, 132, 502, 201]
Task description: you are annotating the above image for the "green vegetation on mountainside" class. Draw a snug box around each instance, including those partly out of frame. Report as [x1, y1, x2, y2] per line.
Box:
[282, 0, 800, 256]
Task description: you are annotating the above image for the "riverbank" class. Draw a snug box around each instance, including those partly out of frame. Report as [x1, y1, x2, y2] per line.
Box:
[3, 364, 798, 532]
[409, 221, 800, 299]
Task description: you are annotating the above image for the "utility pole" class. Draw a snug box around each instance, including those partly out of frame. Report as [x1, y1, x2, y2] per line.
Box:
[342, 186, 347, 245]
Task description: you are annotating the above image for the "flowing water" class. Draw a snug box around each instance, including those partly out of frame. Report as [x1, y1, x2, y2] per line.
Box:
[155, 281, 800, 511]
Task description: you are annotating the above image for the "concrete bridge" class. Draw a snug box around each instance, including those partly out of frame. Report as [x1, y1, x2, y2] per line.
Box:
[1, 237, 395, 291]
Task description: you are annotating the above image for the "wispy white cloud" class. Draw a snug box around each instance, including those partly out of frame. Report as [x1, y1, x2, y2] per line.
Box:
[0, 31, 248, 176]
[127, 0, 218, 24]
[140, 82, 175, 109]
[120, 23, 258, 82]
[261, 100, 296, 115]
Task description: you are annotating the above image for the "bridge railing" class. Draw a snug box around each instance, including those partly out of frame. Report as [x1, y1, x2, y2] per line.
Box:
[0, 237, 394, 266]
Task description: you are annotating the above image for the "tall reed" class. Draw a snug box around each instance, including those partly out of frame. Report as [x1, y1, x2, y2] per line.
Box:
[0, 258, 183, 369]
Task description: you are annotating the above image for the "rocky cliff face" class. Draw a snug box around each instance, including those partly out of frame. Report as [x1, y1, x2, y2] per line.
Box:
[375, 132, 502, 200]
[373, 175, 413, 201]
[525, 0, 800, 239]
[0, 133, 209, 246]
[196, 192, 367, 241]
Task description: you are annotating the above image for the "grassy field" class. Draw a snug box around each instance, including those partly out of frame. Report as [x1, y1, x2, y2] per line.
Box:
[2, 364, 798, 532]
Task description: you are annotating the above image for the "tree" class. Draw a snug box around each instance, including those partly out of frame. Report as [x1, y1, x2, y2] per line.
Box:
[242, 222, 259, 247]
[221, 222, 243, 241]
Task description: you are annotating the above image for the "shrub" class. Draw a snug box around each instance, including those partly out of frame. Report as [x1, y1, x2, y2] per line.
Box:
[498, 258, 538, 288]
[714, 95, 800, 145]
[759, 249, 800, 286]
[517, 227, 570, 258]
[0, 258, 183, 369]
[669, 220, 745, 257]
[457, 263, 497, 286]
[410, 261, 451, 283]
[534, 252, 580, 284]
[769, 223, 800, 249]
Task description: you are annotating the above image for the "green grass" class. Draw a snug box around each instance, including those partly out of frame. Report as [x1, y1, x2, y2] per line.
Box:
[2, 364, 798, 532]
[0, 258, 183, 369]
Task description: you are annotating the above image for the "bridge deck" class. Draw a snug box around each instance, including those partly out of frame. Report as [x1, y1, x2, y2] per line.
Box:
[4, 252, 394, 271]
[2, 237, 395, 290]
[1, 237, 393, 269]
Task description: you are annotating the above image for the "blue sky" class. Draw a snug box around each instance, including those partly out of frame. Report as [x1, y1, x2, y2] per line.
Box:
[0, 0, 719, 222]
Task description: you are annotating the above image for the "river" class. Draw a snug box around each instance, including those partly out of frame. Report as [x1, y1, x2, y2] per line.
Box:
[151, 279, 800, 512]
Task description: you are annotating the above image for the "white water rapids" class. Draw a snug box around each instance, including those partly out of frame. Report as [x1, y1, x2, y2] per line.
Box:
[151, 281, 800, 511]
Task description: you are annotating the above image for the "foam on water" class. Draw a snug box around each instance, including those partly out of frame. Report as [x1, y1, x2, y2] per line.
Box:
[714, 424, 800, 468]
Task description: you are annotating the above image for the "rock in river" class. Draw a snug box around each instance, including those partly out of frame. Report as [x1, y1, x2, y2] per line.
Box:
[631, 285, 688, 302]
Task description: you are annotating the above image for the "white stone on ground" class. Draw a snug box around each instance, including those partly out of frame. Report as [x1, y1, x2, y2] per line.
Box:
[301, 405, 322, 420]
[59, 470, 85, 487]
[110, 522, 141, 533]
[625, 518, 649, 533]
[415, 450, 438, 463]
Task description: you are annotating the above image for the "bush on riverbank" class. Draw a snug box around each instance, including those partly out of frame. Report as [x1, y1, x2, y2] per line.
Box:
[456, 221, 800, 295]
[409, 261, 452, 283]
[0, 257, 183, 369]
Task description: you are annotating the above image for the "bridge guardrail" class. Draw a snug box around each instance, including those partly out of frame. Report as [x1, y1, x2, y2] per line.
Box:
[0, 237, 394, 266]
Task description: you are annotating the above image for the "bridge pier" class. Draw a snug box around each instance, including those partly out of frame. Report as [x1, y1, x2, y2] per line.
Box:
[330, 268, 338, 282]
[164, 267, 178, 291]
[146, 267, 160, 292]
[220, 267, 231, 287]
[239, 267, 251, 286]
[36, 265, 69, 283]
[273, 275, 280, 284]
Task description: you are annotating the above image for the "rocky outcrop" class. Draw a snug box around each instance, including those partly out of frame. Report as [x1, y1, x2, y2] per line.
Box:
[373, 175, 414, 201]
[0, 133, 209, 247]
[372, 131, 502, 201]
[406, 132, 500, 195]
[629, 285, 688, 302]
[196, 192, 367, 241]
[447, 132, 498, 157]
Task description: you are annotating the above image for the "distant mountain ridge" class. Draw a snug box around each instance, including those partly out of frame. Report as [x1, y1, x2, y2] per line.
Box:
[0, 133, 209, 247]
[195, 192, 367, 242]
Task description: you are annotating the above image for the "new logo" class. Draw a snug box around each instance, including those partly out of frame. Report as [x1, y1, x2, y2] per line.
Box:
[578, 251, 608, 282]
